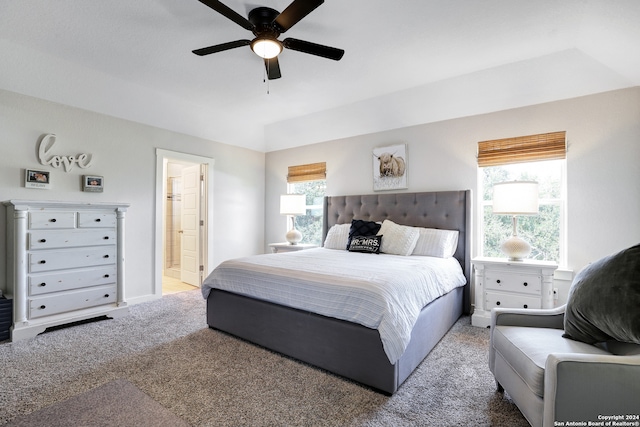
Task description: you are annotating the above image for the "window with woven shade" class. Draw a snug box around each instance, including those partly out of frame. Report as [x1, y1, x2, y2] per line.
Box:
[477, 131, 566, 167]
[286, 162, 326, 246]
[478, 131, 567, 266]
[287, 162, 326, 183]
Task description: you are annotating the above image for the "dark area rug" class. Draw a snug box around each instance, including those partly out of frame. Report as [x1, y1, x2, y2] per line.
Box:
[6, 379, 189, 427]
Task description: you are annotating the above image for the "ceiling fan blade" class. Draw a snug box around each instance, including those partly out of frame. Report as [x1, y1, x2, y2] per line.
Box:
[283, 38, 344, 61]
[274, 0, 324, 33]
[192, 40, 251, 56]
[264, 57, 282, 80]
[197, 0, 254, 31]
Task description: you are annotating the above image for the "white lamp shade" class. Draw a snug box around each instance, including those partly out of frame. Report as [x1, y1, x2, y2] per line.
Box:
[280, 194, 306, 216]
[492, 181, 539, 215]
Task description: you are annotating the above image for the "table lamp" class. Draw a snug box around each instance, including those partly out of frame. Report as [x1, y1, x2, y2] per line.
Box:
[492, 181, 539, 261]
[280, 194, 306, 244]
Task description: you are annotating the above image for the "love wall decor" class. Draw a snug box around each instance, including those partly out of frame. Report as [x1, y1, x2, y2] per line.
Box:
[37, 133, 94, 172]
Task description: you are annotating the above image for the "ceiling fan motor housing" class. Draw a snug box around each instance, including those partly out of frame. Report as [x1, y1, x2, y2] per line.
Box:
[249, 7, 282, 37]
[249, 7, 283, 58]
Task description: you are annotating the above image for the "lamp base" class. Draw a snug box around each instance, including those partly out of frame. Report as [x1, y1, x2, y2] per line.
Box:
[500, 235, 531, 261]
[285, 228, 302, 245]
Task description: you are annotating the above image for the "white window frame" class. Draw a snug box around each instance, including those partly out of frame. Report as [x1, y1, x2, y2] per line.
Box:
[477, 160, 568, 267]
[287, 180, 326, 246]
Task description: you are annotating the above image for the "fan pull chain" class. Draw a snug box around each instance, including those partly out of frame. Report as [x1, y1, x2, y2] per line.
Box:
[265, 59, 270, 94]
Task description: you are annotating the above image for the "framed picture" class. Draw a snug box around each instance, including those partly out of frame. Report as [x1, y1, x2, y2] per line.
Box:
[25, 169, 51, 189]
[373, 143, 407, 191]
[83, 175, 104, 192]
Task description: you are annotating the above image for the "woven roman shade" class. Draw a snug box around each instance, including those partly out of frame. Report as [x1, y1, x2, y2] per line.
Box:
[287, 162, 326, 183]
[477, 131, 566, 167]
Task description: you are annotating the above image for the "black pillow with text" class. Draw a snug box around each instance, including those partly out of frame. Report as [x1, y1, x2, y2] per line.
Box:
[347, 219, 381, 250]
[348, 235, 383, 254]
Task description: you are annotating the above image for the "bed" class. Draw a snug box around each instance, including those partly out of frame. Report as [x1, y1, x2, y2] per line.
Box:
[203, 190, 471, 394]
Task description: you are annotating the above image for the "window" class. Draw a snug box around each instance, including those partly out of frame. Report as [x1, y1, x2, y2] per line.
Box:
[287, 162, 326, 246]
[478, 132, 566, 265]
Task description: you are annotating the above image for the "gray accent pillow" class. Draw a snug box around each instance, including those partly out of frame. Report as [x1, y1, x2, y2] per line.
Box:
[563, 244, 640, 345]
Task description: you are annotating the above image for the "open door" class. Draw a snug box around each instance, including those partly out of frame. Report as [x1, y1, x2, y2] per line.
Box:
[156, 148, 213, 297]
[180, 164, 201, 286]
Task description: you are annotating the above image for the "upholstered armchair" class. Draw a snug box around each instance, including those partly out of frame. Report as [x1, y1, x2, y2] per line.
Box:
[490, 305, 640, 427]
[489, 244, 640, 426]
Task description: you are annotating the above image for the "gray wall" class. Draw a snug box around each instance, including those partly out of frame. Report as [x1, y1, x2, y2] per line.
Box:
[2, 86, 638, 306]
[265, 87, 640, 304]
[0, 89, 265, 303]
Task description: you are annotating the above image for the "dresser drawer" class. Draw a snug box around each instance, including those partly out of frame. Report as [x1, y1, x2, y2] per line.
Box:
[485, 291, 541, 310]
[28, 265, 117, 295]
[78, 211, 116, 228]
[29, 246, 116, 273]
[484, 270, 541, 295]
[29, 211, 76, 229]
[29, 229, 116, 250]
[28, 285, 117, 319]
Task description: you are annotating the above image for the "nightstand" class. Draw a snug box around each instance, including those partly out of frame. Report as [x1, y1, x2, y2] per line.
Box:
[268, 243, 318, 253]
[471, 257, 558, 328]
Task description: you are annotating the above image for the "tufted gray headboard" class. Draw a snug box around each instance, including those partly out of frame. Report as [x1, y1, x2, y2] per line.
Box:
[323, 190, 472, 313]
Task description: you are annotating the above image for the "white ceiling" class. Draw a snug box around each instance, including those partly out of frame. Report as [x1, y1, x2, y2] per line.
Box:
[1, 0, 639, 152]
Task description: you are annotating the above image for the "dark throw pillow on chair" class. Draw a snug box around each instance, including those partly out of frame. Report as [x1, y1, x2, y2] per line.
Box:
[563, 243, 640, 345]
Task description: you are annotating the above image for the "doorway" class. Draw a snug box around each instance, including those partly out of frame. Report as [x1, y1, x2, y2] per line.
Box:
[155, 149, 215, 297]
[164, 161, 201, 293]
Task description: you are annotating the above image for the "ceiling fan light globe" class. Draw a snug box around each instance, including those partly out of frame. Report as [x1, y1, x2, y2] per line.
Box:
[251, 38, 282, 59]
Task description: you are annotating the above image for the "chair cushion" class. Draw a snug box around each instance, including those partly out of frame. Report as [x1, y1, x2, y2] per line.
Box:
[493, 326, 610, 397]
[563, 244, 640, 345]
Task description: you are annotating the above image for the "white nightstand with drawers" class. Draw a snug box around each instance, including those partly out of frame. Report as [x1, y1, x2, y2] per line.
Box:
[3, 200, 130, 341]
[471, 257, 558, 328]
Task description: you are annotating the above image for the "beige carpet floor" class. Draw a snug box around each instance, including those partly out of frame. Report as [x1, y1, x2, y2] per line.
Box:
[0, 290, 528, 426]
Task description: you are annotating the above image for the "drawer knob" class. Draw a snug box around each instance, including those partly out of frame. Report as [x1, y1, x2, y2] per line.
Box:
[523, 304, 528, 309]
[104, 274, 110, 278]
[39, 305, 46, 309]
[49, 218, 57, 223]
[103, 236, 110, 240]
[39, 282, 47, 287]
[39, 260, 46, 264]
[39, 239, 47, 243]
[104, 294, 110, 298]
[496, 301, 501, 306]
[95, 218, 101, 222]
[496, 279, 501, 284]
[103, 254, 110, 259]
[523, 282, 528, 286]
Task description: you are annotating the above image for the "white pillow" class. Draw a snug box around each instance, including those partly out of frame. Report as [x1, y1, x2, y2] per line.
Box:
[377, 220, 419, 256]
[412, 227, 459, 258]
[323, 223, 351, 250]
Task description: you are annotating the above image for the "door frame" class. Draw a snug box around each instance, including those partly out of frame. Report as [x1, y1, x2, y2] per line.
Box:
[154, 148, 215, 297]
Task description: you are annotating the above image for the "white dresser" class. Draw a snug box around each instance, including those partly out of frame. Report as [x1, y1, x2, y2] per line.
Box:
[471, 257, 558, 328]
[3, 200, 129, 341]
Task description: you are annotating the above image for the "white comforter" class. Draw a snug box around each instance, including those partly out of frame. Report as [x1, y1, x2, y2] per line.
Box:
[201, 248, 466, 364]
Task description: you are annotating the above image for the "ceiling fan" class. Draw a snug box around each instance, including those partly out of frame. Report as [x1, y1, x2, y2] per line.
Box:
[192, 0, 345, 80]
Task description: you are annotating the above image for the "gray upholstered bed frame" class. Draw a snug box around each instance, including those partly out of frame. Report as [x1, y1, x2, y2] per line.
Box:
[207, 190, 472, 394]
